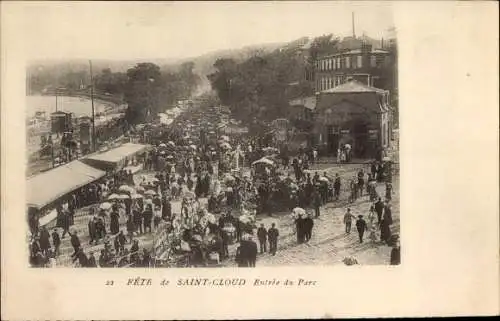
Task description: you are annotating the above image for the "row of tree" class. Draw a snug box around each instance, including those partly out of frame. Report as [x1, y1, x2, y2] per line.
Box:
[207, 34, 342, 128]
[27, 61, 202, 124]
[208, 33, 398, 129]
[123, 61, 201, 124]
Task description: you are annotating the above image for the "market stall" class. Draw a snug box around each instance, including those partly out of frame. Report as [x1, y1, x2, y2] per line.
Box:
[82, 142, 150, 171]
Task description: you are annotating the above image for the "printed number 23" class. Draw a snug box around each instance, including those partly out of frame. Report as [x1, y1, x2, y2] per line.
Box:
[105, 280, 114, 286]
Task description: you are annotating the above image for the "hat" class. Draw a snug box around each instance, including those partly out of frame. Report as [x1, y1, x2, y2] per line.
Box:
[358, 215, 363, 218]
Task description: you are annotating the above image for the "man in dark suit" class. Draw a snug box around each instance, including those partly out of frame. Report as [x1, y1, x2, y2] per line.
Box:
[303, 214, 314, 242]
[51, 228, 61, 256]
[247, 237, 258, 267]
[356, 215, 368, 243]
[257, 224, 268, 254]
[374, 198, 384, 224]
[268, 223, 279, 256]
[69, 230, 81, 257]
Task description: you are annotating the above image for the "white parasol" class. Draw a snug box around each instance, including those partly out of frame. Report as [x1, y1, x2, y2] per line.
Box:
[130, 193, 143, 199]
[167, 141, 175, 147]
[119, 185, 135, 193]
[292, 207, 306, 216]
[252, 157, 274, 167]
[107, 194, 120, 200]
[99, 202, 112, 210]
[159, 143, 167, 148]
[319, 176, 329, 182]
[144, 190, 157, 196]
[118, 194, 130, 200]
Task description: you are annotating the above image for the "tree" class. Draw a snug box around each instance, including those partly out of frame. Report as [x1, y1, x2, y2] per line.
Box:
[308, 34, 340, 81]
[124, 63, 163, 124]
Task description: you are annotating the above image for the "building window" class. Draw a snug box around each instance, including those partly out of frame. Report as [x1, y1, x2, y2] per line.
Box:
[357, 55, 363, 68]
[336, 58, 341, 69]
[346, 56, 351, 68]
[371, 55, 377, 67]
[332, 58, 336, 70]
[328, 59, 332, 70]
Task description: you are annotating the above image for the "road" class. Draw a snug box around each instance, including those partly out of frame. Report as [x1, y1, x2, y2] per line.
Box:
[49, 160, 398, 267]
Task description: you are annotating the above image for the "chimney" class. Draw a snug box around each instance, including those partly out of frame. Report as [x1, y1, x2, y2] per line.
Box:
[352, 12, 356, 38]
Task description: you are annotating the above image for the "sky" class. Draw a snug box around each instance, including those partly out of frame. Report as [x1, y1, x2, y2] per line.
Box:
[7, 1, 394, 61]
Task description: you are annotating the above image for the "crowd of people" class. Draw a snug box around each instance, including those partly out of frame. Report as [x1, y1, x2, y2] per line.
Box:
[28, 104, 399, 268]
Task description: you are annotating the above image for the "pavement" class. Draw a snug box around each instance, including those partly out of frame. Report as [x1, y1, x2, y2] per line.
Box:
[220, 163, 400, 266]
[50, 161, 399, 267]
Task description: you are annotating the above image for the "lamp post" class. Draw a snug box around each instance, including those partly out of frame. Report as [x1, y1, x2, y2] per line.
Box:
[89, 60, 96, 152]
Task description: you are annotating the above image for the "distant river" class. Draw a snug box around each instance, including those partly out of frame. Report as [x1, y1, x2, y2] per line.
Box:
[27, 95, 111, 118]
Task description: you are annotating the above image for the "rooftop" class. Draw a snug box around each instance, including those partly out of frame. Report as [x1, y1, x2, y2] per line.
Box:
[289, 95, 317, 110]
[321, 80, 387, 94]
[319, 48, 389, 59]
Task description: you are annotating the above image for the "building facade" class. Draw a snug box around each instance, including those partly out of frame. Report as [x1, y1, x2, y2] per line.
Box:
[314, 43, 394, 94]
[312, 80, 392, 159]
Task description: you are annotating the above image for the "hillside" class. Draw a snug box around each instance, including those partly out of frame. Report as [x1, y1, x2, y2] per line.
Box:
[27, 41, 286, 96]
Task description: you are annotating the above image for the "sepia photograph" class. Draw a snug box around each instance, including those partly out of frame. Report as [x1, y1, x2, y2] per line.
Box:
[2, 1, 499, 319]
[25, 3, 399, 269]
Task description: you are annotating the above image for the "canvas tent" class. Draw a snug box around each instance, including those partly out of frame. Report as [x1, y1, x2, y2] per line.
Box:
[27, 160, 106, 210]
[82, 143, 149, 171]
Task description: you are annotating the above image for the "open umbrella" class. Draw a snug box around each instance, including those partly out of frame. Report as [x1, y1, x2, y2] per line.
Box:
[99, 202, 112, 210]
[159, 143, 167, 148]
[119, 185, 135, 193]
[118, 194, 130, 200]
[107, 194, 120, 200]
[319, 176, 329, 182]
[144, 190, 157, 196]
[252, 157, 274, 167]
[292, 207, 306, 216]
[184, 191, 195, 199]
[167, 141, 175, 147]
[131, 193, 143, 199]
[189, 144, 197, 150]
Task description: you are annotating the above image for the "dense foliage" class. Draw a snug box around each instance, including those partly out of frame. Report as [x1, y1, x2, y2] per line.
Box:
[123, 62, 201, 124]
[208, 46, 314, 126]
[27, 60, 201, 125]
